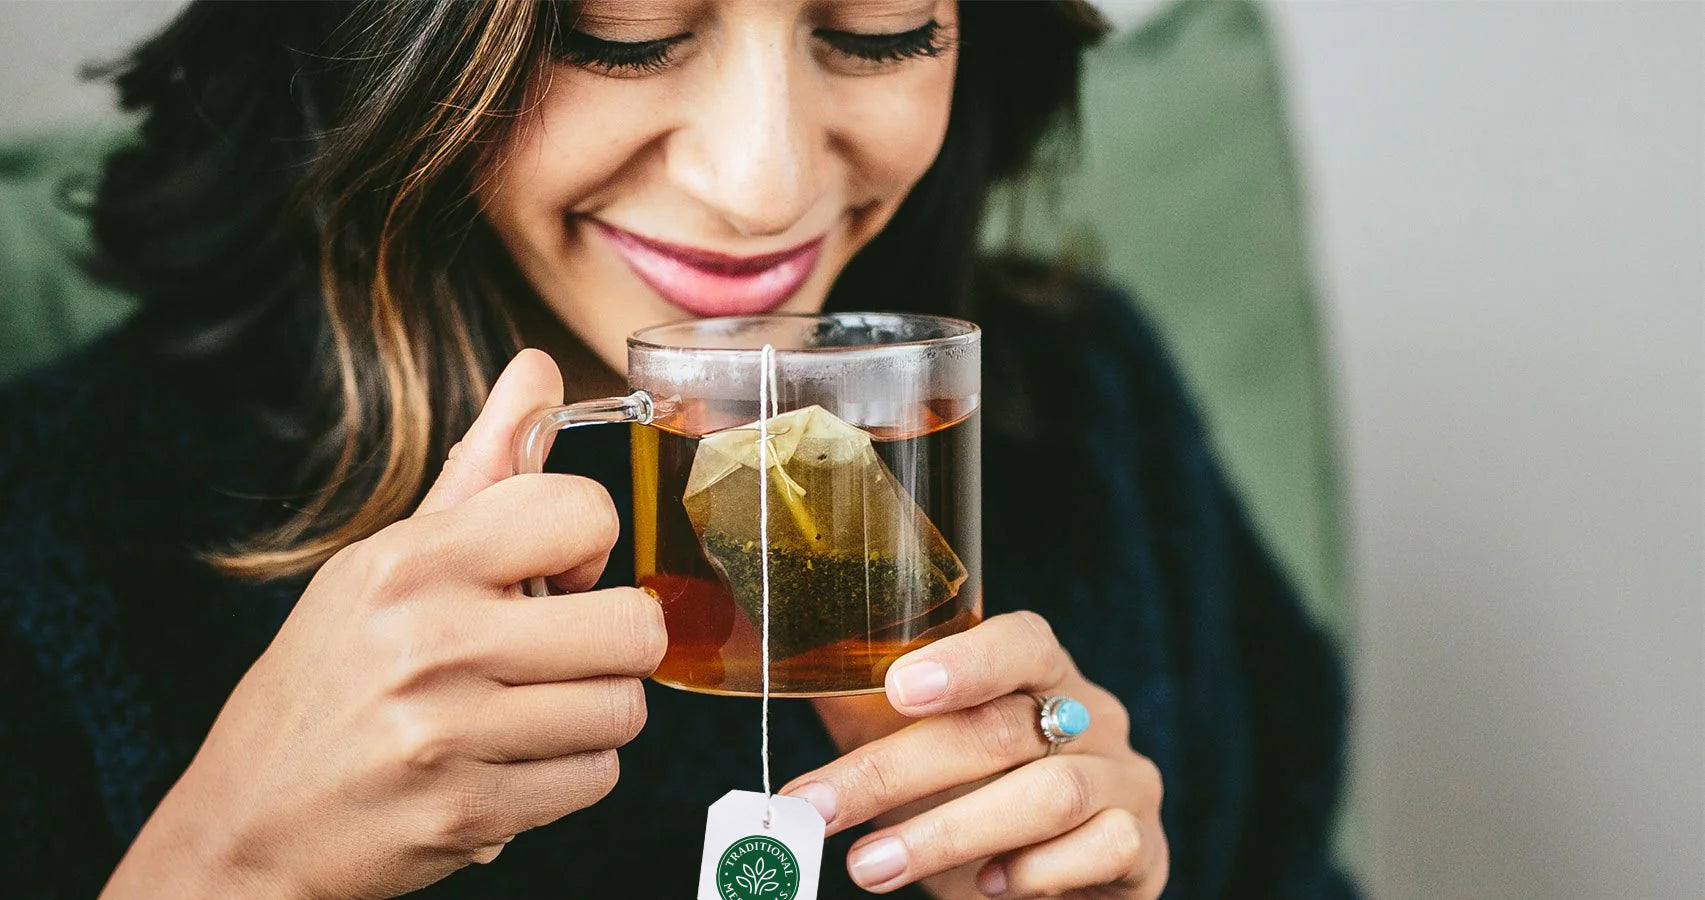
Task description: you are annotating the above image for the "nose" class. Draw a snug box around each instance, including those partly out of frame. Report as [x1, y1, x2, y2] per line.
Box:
[668, 30, 826, 238]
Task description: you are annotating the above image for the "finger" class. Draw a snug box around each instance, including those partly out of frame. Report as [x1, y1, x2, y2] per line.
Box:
[882, 611, 1071, 716]
[488, 749, 622, 837]
[980, 807, 1167, 899]
[415, 349, 564, 518]
[418, 751, 620, 857]
[413, 472, 620, 590]
[467, 587, 667, 684]
[469, 840, 509, 866]
[470, 676, 650, 762]
[841, 756, 1125, 893]
[781, 694, 1048, 835]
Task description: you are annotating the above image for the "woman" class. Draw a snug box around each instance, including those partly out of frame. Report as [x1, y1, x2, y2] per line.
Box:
[0, 1, 1354, 897]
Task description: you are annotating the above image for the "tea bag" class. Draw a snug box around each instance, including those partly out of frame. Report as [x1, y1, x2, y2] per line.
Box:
[683, 405, 967, 660]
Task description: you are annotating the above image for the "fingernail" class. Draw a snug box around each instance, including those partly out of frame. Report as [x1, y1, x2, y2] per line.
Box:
[976, 861, 1008, 896]
[786, 782, 837, 824]
[889, 661, 949, 707]
[848, 836, 908, 888]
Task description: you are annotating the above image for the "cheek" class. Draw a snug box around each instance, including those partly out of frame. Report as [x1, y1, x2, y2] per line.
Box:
[484, 69, 669, 255]
[824, 64, 957, 201]
[481, 71, 684, 368]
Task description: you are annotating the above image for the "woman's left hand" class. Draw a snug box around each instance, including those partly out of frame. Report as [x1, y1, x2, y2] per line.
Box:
[783, 611, 1168, 898]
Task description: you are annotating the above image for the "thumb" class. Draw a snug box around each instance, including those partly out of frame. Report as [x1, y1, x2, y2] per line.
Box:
[414, 348, 564, 518]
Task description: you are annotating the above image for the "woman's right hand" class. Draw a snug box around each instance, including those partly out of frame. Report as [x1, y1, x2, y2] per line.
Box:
[102, 350, 665, 900]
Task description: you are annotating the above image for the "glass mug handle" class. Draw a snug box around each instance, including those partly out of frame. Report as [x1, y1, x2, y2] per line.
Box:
[510, 390, 654, 598]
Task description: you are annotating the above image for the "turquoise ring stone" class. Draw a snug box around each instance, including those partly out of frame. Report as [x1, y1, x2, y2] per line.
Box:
[1035, 695, 1091, 754]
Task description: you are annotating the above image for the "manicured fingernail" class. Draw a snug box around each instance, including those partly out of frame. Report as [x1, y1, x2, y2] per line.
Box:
[786, 782, 837, 824]
[889, 661, 949, 707]
[976, 861, 1008, 896]
[848, 836, 908, 888]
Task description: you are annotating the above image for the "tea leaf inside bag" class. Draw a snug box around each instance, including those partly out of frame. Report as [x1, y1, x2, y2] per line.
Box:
[682, 406, 967, 660]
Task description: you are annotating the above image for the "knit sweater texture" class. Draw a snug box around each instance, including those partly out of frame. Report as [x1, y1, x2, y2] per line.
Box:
[0, 281, 1355, 898]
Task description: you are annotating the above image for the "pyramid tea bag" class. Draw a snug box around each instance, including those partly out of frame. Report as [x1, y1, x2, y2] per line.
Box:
[682, 405, 968, 660]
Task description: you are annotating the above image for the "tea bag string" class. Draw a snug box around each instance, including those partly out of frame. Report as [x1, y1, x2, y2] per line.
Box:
[757, 343, 778, 828]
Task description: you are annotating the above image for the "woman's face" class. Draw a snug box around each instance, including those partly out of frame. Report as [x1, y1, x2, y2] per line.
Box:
[483, 0, 960, 372]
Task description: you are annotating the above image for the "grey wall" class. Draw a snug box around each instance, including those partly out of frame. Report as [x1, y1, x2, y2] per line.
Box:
[0, 1, 182, 136]
[3, 1, 1702, 898]
[1269, 1, 1704, 897]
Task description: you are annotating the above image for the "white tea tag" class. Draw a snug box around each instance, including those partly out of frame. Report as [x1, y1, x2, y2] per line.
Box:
[697, 790, 825, 900]
[698, 351, 823, 899]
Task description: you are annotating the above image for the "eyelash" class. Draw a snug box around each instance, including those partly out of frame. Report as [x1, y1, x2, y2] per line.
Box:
[817, 20, 947, 64]
[555, 31, 686, 75]
[556, 20, 948, 75]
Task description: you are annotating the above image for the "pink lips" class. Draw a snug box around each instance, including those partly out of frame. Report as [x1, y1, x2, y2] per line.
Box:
[593, 220, 824, 318]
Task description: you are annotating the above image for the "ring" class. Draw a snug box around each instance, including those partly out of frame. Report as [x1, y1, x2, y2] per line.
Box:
[1032, 694, 1091, 755]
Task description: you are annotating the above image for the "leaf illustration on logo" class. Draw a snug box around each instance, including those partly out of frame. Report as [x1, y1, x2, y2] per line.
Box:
[721, 840, 797, 900]
[750, 856, 778, 893]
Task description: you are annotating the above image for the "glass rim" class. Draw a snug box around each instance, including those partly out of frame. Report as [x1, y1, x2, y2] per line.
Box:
[626, 311, 980, 355]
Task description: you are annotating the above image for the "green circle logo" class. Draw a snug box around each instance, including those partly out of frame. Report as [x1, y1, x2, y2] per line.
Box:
[716, 834, 800, 900]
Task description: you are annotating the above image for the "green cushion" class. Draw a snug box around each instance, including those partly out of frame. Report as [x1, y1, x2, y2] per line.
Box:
[984, 0, 1348, 643]
[0, 126, 138, 382]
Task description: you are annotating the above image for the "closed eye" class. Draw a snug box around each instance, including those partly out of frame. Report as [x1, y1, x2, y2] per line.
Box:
[555, 29, 691, 75]
[814, 20, 948, 64]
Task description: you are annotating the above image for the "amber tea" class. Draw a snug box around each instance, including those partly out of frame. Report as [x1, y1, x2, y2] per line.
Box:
[634, 404, 981, 697]
[514, 312, 981, 698]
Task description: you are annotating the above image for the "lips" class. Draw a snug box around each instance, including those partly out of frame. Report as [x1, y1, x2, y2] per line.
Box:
[592, 220, 824, 318]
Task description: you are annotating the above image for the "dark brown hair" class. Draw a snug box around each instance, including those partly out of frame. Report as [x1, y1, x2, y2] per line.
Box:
[90, 0, 1106, 579]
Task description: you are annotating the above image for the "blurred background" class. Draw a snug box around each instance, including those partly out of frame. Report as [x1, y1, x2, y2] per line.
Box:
[2, 1, 1699, 897]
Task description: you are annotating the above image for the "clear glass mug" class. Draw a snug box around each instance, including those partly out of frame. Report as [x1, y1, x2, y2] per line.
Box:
[514, 313, 982, 697]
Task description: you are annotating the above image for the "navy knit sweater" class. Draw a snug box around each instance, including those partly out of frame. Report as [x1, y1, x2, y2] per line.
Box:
[0, 280, 1355, 898]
